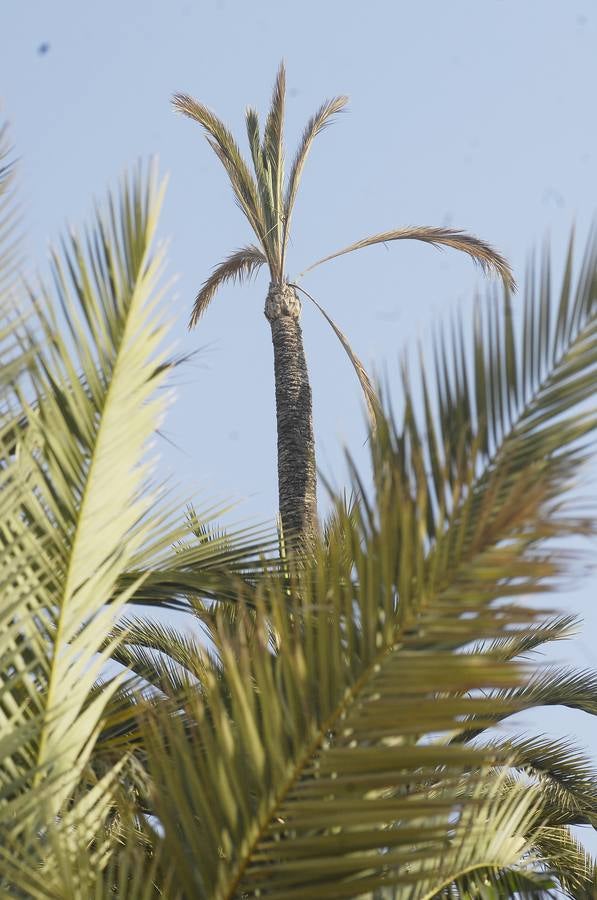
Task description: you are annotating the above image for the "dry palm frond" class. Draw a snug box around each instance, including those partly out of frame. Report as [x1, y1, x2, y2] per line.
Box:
[282, 94, 348, 253]
[291, 281, 380, 423]
[172, 93, 266, 246]
[189, 245, 267, 328]
[300, 224, 516, 291]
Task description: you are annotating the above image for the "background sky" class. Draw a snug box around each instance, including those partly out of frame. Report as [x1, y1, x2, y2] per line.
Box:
[3, 0, 597, 851]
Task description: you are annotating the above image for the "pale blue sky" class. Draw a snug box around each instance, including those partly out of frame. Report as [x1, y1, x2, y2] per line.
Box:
[3, 0, 597, 848]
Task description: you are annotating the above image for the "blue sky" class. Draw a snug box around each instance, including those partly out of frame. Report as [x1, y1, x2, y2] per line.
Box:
[3, 0, 597, 848]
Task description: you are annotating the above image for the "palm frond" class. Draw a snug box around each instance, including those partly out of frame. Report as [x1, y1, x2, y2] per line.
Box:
[533, 826, 597, 897]
[282, 95, 348, 263]
[189, 244, 267, 327]
[455, 665, 597, 747]
[0, 121, 22, 298]
[470, 614, 580, 661]
[291, 282, 380, 423]
[479, 736, 597, 829]
[300, 225, 516, 290]
[135, 379, 581, 896]
[405, 228, 597, 545]
[384, 777, 545, 900]
[245, 106, 277, 258]
[129, 226, 597, 893]
[172, 93, 267, 249]
[262, 61, 286, 278]
[0, 166, 174, 845]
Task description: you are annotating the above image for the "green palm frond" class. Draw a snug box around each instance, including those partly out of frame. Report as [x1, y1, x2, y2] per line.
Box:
[0, 760, 132, 899]
[0, 122, 30, 397]
[470, 614, 579, 661]
[189, 244, 267, 327]
[511, 666, 597, 717]
[127, 226, 597, 897]
[0, 166, 177, 850]
[454, 665, 597, 747]
[245, 106, 277, 255]
[483, 736, 597, 829]
[383, 777, 545, 900]
[109, 617, 211, 694]
[134, 413, 576, 895]
[404, 229, 597, 556]
[4, 73, 597, 893]
[533, 826, 597, 898]
[300, 225, 516, 290]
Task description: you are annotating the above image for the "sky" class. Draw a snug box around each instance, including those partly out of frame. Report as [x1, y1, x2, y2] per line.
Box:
[3, 0, 597, 850]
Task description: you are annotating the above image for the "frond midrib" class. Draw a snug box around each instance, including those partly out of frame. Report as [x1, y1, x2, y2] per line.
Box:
[35, 221, 154, 777]
[223, 634, 408, 898]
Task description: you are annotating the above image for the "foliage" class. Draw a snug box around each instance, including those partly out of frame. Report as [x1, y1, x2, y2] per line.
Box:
[173, 63, 515, 419]
[1, 120, 597, 899]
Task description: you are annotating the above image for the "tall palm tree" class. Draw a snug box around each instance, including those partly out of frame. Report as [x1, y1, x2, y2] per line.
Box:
[173, 63, 515, 547]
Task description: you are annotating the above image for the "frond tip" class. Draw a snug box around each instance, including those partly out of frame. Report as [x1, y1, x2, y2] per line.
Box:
[172, 92, 266, 247]
[283, 95, 348, 230]
[301, 225, 517, 291]
[189, 245, 267, 328]
[291, 282, 380, 423]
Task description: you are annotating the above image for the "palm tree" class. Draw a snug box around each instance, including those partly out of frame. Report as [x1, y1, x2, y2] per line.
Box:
[3, 117, 597, 898]
[124, 226, 597, 898]
[173, 63, 515, 547]
[0, 139, 279, 892]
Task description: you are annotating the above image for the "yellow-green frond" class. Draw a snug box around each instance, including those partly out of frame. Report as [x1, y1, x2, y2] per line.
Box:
[0, 165, 173, 837]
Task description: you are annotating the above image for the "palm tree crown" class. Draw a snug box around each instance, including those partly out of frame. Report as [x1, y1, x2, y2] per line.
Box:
[173, 62, 514, 324]
[174, 63, 515, 548]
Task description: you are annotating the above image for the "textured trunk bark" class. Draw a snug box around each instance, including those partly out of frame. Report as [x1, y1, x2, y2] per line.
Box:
[265, 282, 318, 547]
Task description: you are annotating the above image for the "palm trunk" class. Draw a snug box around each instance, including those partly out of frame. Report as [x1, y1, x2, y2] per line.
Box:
[265, 282, 318, 547]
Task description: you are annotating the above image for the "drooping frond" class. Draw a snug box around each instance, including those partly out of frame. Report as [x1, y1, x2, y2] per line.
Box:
[189, 244, 267, 327]
[473, 614, 580, 662]
[283, 95, 348, 254]
[291, 281, 380, 422]
[300, 224, 516, 290]
[533, 826, 597, 897]
[405, 229, 597, 542]
[172, 93, 267, 249]
[488, 736, 597, 829]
